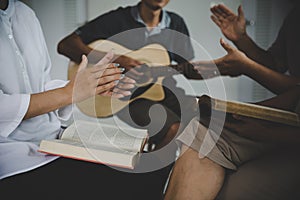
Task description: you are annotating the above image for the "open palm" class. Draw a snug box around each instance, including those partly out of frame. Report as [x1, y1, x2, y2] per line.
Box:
[211, 4, 246, 42]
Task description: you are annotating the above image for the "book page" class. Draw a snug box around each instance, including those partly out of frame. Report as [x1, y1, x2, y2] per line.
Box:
[39, 139, 139, 169]
[61, 120, 148, 152]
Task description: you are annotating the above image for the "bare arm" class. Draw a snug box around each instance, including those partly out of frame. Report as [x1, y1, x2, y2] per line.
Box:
[57, 33, 143, 69]
[24, 87, 72, 120]
[24, 54, 128, 120]
[243, 58, 300, 94]
[204, 39, 300, 94]
[226, 116, 300, 145]
[225, 86, 300, 144]
[211, 4, 282, 71]
[256, 85, 300, 111]
[57, 33, 103, 64]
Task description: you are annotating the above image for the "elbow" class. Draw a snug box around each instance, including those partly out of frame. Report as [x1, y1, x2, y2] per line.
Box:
[57, 33, 83, 63]
[57, 33, 77, 56]
[57, 37, 68, 56]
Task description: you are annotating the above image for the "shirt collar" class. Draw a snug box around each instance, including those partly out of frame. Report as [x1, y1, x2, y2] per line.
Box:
[130, 3, 171, 35]
[0, 0, 15, 18]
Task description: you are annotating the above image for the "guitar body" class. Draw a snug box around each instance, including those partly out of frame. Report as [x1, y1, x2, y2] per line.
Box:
[68, 40, 170, 118]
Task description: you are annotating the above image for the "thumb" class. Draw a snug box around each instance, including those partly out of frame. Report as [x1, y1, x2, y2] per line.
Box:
[220, 38, 234, 53]
[78, 55, 88, 72]
[96, 51, 114, 66]
[237, 5, 245, 21]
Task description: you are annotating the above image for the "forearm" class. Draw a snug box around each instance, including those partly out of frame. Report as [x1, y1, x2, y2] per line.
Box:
[234, 34, 280, 71]
[58, 33, 113, 64]
[244, 59, 300, 94]
[257, 86, 300, 111]
[57, 33, 93, 64]
[24, 87, 72, 120]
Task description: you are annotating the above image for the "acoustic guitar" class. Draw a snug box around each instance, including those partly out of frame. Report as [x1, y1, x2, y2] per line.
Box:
[68, 40, 199, 118]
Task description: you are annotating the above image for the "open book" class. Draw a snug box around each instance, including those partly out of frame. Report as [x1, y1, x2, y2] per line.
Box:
[197, 95, 300, 127]
[39, 120, 148, 169]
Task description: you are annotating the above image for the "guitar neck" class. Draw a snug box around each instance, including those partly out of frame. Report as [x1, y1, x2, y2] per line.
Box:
[149, 62, 199, 79]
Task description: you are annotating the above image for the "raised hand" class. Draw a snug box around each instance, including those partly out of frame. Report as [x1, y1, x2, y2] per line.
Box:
[211, 4, 246, 42]
[194, 39, 251, 78]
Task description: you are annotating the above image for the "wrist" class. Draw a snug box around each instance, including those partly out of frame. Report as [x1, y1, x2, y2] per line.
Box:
[241, 56, 256, 76]
[61, 84, 74, 105]
[233, 32, 249, 46]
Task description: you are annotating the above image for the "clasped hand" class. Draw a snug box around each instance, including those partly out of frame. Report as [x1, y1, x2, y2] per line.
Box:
[66, 52, 136, 103]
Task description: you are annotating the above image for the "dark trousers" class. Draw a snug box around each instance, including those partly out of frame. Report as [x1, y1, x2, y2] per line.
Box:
[1, 156, 173, 200]
[217, 150, 300, 200]
[117, 79, 199, 145]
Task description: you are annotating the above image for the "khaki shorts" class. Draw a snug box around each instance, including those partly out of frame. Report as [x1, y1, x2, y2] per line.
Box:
[177, 117, 274, 170]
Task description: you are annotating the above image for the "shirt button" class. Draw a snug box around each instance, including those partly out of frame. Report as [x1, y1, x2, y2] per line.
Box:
[8, 34, 13, 39]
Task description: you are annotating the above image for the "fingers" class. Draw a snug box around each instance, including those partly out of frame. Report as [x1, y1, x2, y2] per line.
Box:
[112, 76, 136, 98]
[237, 5, 245, 20]
[191, 61, 219, 79]
[211, 5, 225, 18]
[116, 77, 136, 89]
[218, 4, 236, 16]
[211, 4, 235, 18]
[112, 88, 132, 98]
[125, 66, 144, 80]
[220, 38, 234, 53]
[77, 55, 88, 72]
[97, 74, 124, 87]
[95, 81, 116, 95]
[92, 65, 125, 79]
[211, 15, 222, 27]
[96, 51, 114, 66]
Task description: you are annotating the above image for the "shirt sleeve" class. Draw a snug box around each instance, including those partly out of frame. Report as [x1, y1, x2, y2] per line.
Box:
[178, 18, 195, 61]
[0, 91, 30, 137]
[267, 15, 289, 73]
[44, 80, 72, 121]
[75, 8, 123, 44]
[169, 14, 195, 63]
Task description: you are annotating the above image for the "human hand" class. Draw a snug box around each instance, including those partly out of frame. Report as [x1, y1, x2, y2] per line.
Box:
[211, 4, 246, 42]
[66, 52, 127, 103]
[194, 39, 250, 78]
[115, 55, 144, 71]
[114, 55, 145, 82]
[111, 76, 136, 98]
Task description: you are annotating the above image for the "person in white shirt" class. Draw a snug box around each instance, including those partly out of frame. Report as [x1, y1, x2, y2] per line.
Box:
[0, 0, 150, 199]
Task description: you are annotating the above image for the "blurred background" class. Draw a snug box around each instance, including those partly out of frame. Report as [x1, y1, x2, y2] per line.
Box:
[21, 0, 293, 103]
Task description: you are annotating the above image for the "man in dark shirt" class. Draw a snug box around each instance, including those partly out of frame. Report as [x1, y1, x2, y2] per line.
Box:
[58, 0, 199, 157]
[205, 2, 300, 94]
[57, 0, 199, 199]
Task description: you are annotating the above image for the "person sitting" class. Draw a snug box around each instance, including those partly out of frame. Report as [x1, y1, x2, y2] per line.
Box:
[164, 84, 300, 200]
[199, 3, 300, 94]
[164, 3, 300, 199]
[0, 1, 171, 200]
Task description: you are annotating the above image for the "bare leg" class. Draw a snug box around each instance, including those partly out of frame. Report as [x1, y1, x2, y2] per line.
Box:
[164, 145, 225, 200]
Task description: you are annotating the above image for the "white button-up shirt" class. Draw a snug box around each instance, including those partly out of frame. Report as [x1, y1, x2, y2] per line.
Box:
[0, 0, 71, 179]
